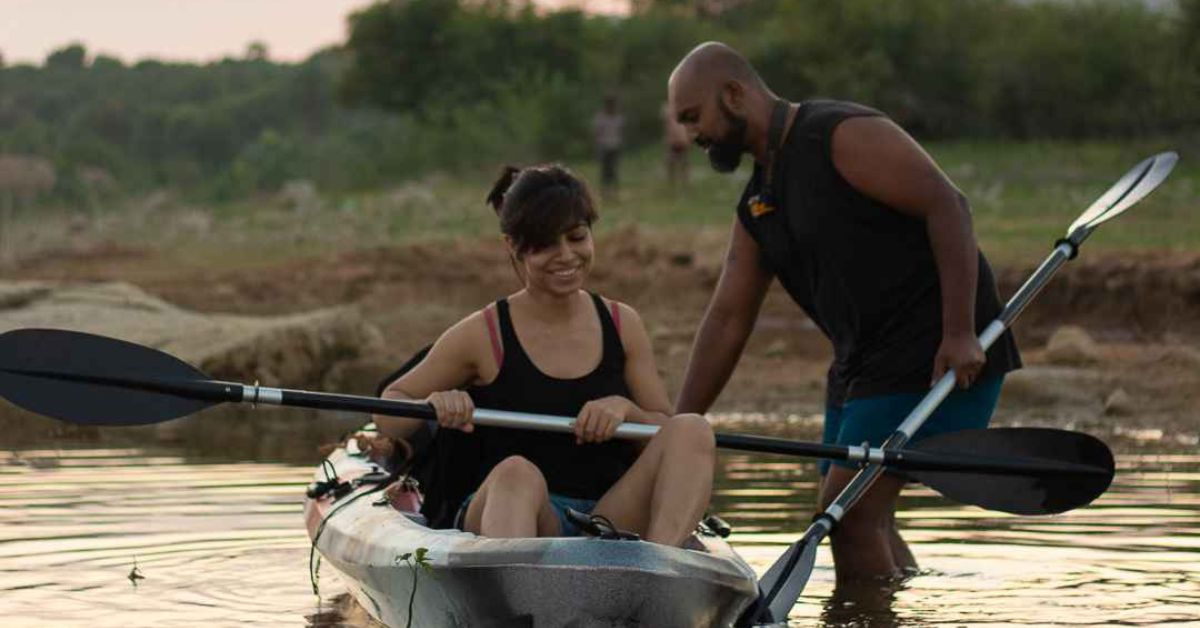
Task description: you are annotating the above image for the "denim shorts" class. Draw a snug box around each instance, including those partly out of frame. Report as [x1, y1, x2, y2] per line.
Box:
[820, 375, 1005, 475]
[454, 492, 599, 536]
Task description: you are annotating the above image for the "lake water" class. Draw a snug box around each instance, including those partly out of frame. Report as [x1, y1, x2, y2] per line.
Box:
[1, 415, 1197, 627]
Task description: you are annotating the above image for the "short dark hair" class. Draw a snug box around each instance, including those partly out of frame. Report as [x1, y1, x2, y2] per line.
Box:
[485, 164, 598, 255]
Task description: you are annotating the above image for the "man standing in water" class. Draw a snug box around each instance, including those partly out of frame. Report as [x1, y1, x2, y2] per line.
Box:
[668, 42, 1020, 581]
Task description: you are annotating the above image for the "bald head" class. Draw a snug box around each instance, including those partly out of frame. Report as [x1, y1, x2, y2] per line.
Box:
[667, 42, 779, 173]
[668, 42, 769, 103]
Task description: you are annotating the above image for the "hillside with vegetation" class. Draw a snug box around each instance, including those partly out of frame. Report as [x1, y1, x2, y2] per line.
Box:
[0, 0, 1196, 206]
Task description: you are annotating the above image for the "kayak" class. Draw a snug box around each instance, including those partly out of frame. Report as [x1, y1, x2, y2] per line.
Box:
[304, 430, 760, 628]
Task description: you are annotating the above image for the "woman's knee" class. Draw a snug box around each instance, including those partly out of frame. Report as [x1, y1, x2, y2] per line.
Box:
[659, 413, 716, 453]
[488, 456, 549, 496]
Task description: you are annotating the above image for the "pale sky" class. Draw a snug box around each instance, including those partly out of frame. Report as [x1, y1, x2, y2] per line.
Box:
[0, 0, 628, 66]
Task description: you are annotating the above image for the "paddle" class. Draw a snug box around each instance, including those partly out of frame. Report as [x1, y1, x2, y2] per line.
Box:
[0, 328, 1111, 515]
[741, 151, 1180, 627]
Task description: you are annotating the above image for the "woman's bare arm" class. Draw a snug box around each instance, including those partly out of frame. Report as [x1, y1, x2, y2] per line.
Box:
[375, 312, 487, 440]
[613, 302, 673, 426]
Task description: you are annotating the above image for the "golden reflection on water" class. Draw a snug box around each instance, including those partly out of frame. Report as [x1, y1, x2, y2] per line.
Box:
[0, 418, 1197, 626]
[717, 444, 1200, 626]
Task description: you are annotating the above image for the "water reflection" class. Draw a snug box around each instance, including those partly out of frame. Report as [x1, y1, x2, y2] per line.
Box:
[710, 425, 1200, 626]
[307, 593, 385, 628]
[0, 404, 364, 465]
[0, 409, 1197, 626]
[820, 579, 903, 628]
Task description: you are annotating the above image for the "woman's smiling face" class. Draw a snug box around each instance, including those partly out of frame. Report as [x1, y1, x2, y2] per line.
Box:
[511, 222, 594, 296]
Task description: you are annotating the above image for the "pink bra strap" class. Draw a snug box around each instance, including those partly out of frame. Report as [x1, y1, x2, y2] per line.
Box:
[483, 305, 503, 367]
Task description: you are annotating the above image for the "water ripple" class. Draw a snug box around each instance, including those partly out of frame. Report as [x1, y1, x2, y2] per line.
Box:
[0, 443, 1195, 626]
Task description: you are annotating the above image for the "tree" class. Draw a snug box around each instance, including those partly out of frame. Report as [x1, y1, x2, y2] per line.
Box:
[340, 0, 591, 113]
[246, 41, 270, 62]
[340, 0, 464, 110]
[46, 43, 87, 70]
[1182, 0, 1200, 59]
[92, 55, 125, 71]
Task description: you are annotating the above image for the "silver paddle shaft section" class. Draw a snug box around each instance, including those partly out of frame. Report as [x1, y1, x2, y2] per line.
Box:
[829, 239, 1074, 528]
[751, 241, 1101, 625]
[238, 389, 988, 470]
[236, 388, 670, 439]
[240, 384, 283, 405]
[894, 242, 1070, 441]
[810, 152, 1178, 547]
[473, 408, 663, 439]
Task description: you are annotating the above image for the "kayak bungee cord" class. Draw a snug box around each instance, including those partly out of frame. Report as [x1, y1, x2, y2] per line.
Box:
[308, 458, 392, 596]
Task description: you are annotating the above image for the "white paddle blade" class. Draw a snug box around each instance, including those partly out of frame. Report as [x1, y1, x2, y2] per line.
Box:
[1068, 151, 1178, 234]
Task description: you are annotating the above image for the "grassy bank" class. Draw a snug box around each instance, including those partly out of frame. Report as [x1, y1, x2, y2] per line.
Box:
[3, 140, 1195, 272]
[589, 140, 1199, 264]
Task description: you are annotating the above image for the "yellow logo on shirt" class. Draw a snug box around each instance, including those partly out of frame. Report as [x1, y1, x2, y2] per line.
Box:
[749, 195, 775, 217]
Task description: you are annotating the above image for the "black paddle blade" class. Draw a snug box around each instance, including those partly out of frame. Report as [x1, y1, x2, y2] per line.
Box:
[0, 328, 216, 426]
[747, 537, 820, 626]
[910, 427, 1115, 515]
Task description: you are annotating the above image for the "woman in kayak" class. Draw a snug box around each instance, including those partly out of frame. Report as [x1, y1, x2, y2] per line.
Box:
[375, 164, 715, 548]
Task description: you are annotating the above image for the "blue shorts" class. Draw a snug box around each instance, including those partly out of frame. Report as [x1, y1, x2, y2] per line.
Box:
[454, 492, 599, 537]
[820, 375, 1005, 475]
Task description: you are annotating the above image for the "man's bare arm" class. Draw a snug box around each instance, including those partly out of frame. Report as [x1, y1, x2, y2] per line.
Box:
[832, 116, 984, 387]
[675, 217, 773, 414]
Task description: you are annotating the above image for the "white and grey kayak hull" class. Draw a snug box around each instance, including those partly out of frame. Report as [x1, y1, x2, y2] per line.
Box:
[305, 447, 759, 627]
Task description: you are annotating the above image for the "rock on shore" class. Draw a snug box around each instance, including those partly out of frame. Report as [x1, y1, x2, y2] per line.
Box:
[0, 281, 384, 390]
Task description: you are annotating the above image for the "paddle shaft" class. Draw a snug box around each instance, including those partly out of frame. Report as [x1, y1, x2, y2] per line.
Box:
[4, 364, 1102, 477]
[753, 242, 1083, 624]
[822, 247, 1066, 525]
[750, 237, 1114, 625]
[816, 240, 1074, 527]
[739, 152, 1180, 626]
[787, 154, 1176, 551]
[828, 152, 1174, 511]
[765, 152, 1177, 590]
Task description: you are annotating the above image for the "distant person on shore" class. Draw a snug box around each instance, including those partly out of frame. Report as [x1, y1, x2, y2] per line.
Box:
[592, 95, 624, 199]
[662, 101, 690, 189]
[667, 42, 1021, 582]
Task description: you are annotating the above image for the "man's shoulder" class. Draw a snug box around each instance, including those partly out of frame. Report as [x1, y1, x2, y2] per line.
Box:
[799, 98, 884, 115]
[783, 100, 888, 155]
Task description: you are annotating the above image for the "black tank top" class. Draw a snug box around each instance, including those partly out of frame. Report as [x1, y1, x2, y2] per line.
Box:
[408, 293, 638, 528]
[469, 293, 638, 497]
[736, 100, 1021, 407]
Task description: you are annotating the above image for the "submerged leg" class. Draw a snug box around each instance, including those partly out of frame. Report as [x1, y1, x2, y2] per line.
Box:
[889, 509, 918, 572]
[818, 468, 908, 582]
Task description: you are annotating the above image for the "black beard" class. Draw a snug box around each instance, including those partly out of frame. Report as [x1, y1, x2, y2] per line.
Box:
[706, 105, 748, 173]
[707, 141, 743, 173]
